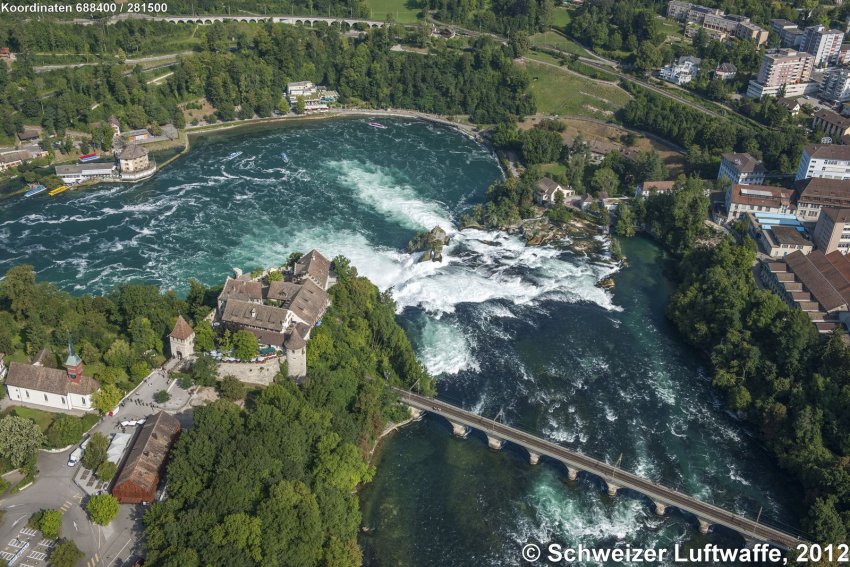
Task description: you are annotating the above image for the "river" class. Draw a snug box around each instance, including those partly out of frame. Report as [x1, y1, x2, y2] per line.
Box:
[0, 118, 798, 565]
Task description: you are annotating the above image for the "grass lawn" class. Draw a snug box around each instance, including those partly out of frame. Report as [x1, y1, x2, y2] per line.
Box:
[529, 31, 590, 57]
[550, 6, 572, 28]
[657, 17, 684, 37]
[523, 60, 631, 118]
[365, 0, 421, 23]
[540, 162, 568, 177]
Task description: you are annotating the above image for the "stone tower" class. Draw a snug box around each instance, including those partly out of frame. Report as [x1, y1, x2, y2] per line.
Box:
[285, 328, 307, 379]
[169, 315, 195, 360]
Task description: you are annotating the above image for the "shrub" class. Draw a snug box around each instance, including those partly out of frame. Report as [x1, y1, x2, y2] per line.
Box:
[154, 390, 171, 404]
[46, 416, 83, 448]
[39, 509, 62, 539]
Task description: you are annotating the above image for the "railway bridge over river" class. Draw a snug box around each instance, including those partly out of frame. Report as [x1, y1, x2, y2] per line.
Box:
[394, 388, 806, 550]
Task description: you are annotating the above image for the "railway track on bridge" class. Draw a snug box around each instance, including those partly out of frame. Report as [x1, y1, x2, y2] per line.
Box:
[394, 388, 807, 549]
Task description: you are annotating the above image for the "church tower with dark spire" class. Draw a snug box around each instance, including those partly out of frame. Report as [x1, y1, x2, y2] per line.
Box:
[65, 337, 83, 381]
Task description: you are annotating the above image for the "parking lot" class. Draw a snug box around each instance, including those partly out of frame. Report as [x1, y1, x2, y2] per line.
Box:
[1, 525, 57, 566]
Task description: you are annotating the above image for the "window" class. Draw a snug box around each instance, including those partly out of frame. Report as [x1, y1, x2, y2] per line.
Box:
[25, 390, 29, 399]
[61, 397, 66, 405]
[44, 394, 48, 402]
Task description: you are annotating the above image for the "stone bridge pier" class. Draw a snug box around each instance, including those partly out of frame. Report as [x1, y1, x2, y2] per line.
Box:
[486, 434, 504, 450]
[564, 465, 580, 481]
[408, 407, 425, 421]
[528, 451, 540, 465]
[450, 421, 470, 438]
[606, 482, 620, 496]
[653, 502, 667, 516]
[698, 518, 712, 534]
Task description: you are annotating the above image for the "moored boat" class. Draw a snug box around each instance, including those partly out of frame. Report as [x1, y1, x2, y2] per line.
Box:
[79, 153, 99, 162]
[24, 184, 47, 197]
[280, 151, 289, 163]
[48, 185, 69, 196]
[368, 121, 387, 129]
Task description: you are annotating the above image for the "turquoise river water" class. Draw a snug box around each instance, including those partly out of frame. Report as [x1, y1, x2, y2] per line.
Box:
[0, 118, 800, 565]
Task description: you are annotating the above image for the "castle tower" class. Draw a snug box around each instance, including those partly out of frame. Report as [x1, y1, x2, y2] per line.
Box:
[285, 328, 307, 379]
[65, 337, 83, 381]
[169, 315, 195, 360]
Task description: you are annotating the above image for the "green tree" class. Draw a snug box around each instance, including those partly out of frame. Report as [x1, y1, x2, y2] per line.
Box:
[590, 167, 619, 196]
[86, 494, 119, 526]
[154, 390, 171, 404]
[104, 339, 132, 369]
[82, 432, 109, 470]
[96, 461, 117, 482]
[0, 415, 44, 467]
[295, 96, 306, 114]
[38, 509, 62, 539]
[92, 384, 123, 414]
[232, 330, 259, 361]
[217, 376, 246, 401]
[49, 539, 84, 567]
[615, 203, 636, 237]
[194, 320, 216, 353]
[190, 354, 219, 386]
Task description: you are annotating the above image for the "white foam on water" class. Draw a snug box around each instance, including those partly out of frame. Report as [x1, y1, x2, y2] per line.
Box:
[416, 317, 479, 376]
[325, 159, 455, 233]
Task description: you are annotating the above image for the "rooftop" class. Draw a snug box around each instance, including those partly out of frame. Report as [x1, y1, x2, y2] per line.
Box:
[795, 177, 850, 205]
[118, 144, 148, 160]
[169, 315, 194, 340]
[722, 152, 765, 174]
[730, 184, 792, 208]
[822, 207, 850, 223]
[804, 144, 850, 161]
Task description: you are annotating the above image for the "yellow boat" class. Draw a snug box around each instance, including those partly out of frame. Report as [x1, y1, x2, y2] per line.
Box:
[48, 185, 69, 196]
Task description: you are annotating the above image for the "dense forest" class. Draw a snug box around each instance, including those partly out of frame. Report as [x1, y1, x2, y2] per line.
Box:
[634, 185, 850, 544]
[0, 22, 534, 145]
[4, 0, 370, 18]
[618, 84, 807, 173]
[143, 267, 432, 567]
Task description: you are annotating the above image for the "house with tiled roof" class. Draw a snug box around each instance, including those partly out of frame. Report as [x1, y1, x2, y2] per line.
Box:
[112, 411, 181, 503]
[4, 341, 99, 411]
[215, 250, 333, 378]
[534, 177, 574, 206]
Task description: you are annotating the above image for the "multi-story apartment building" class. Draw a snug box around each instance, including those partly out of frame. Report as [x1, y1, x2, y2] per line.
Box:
[800, 25, 844, 67]
[795, 144, 850, 181]
[725, 184, 795, 221]
[813, 207, 850, 254]
[820, 67, 850, 102]
[747, 49, 816, 98]
[771, 19, 804, 48]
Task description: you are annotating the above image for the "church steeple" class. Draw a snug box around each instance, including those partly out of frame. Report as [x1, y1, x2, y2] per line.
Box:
[65, 336, 83, 380]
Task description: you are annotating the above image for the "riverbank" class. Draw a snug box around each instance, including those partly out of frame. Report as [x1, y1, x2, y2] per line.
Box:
[0, 108, 491, 203]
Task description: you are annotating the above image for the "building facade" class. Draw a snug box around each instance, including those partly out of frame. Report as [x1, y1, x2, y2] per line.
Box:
[5, 344, 99, 411]
[725, 184, 794, 221]
[747, 49, 815, 98]
[168, 315, 195, 360]
[794, 177, 850, 220]
[813, 207, 850, 253]
[718, 152, 766, 185]
[534, 177, 574, 205]
[795, 144, 850, 181]
[812, 109, 850, 140]
[800, 25, 844, 66]
[118, 144, 150, 173]
[821, 67, 850, 102]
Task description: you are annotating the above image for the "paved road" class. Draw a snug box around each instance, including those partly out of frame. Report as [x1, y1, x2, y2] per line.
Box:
[0, 364, 195, 566]
[395, 389, 807, 549]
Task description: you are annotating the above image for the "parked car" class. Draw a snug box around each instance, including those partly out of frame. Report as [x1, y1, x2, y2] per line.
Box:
[67, 437, 91, 466]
